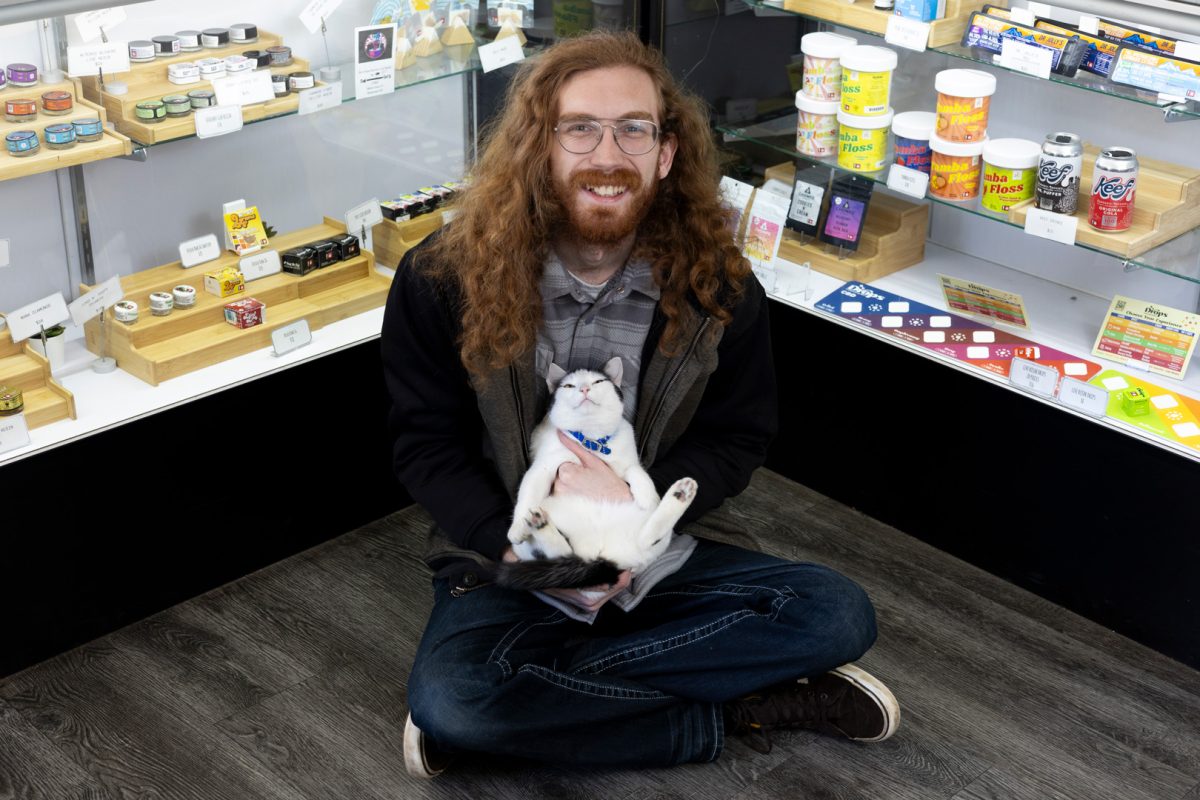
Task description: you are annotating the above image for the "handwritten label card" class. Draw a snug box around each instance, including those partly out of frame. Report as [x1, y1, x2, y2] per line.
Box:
[1000, 38, 1053, 80]
[1057, 376, 1108, 418]
[299, 82, 342, 115]
[7, 294, 70, 343]
[195, 105, 244, 138]
[887, 164, 929, 199]
[68, 275, 124, 326]
[885, 15, 930, 52]
[74, 7, 127, 41]
[240, 250, 281, 281]
[300, 0, 345, 33]
[211, 70, 275, 107]
[67, 42, 130, 77]
[1024, 207, 1078, 246]
[179, 234, 220, 267]
[272, 319, 313, 356]
[0, 413, 30, 454]
[479, 36, 525, 73]
[1010, 357, 1059, 398]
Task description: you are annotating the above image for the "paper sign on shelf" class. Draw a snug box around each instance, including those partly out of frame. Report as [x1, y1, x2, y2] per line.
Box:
[1057, 376, 1108, 418]
[179, 234, 220, 267]
[6, 293, 70, 343]
[1009, 7, 1035, 24]
[1010, 356, 1059, 398]
[0, 413, 30, 455]
[1175, 41, 1200, 63]
[1078, 15, 1100, 34]
[240, 250, 282, 281]
[886, 164, 929, 199]
[346, 198, 384, 251]
[272, 319, 313, 356]
[354, 23, 397, 99]
[301, 0, 345, 33]
[478, 36, 525, 73]
[211, 70, 275, 107]
[68, 275, 124, 327]
[195, 105, 244, 138]
[74, 7, 127, 41]
[1024, 207, 1078, 245]
[67, 42, 130, 77]
[884, 15, 930, 52]
[299, 82, 342, 115]
[999, 38, 1053, 80]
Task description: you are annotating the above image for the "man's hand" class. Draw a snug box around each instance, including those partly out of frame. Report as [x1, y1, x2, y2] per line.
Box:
[552, 430, 634, 502]
[501, 545, 632, 613]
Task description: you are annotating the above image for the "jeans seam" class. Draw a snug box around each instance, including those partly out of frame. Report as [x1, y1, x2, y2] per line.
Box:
[648, 581, 794, 599]
[488, 611, 567, 678]
[517, 664, 670, 699]
[573, 608, 762, 675]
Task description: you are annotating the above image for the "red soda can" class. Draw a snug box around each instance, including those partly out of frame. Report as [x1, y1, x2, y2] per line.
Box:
[1089, 147, 1138, 232]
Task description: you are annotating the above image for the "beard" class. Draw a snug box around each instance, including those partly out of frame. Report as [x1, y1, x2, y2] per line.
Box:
[553, 167, 659, 246]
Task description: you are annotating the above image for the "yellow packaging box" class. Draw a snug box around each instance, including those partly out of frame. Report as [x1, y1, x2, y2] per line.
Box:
[204, 266, 246, 298]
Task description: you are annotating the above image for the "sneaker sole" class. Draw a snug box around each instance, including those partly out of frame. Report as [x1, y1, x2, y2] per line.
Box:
[403, 713, 444, 779]
[831, 663, 901, 742]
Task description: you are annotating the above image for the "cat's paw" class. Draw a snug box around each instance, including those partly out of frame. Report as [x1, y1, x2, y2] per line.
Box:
[526, 508, 549, 530]
[669, 477, 697, 504]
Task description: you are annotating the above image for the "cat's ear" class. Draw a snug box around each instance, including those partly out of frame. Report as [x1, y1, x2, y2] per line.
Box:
[547, 363, 567, 392]
[602, 356, 623, 387]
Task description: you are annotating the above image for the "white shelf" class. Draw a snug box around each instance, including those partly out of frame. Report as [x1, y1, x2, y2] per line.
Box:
[767, 242, 1200, 463]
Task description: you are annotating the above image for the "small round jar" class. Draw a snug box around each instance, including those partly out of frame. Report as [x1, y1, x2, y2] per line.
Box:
[196, 58, 225, 81]
[152, 35, 181, 57]
[288, 71, 315, 91]
[266, 45, 293, 67]
[114, 300, 138, 324]
[801, 31, 857, 101]
[981, 138, 1040, 213]
[40, 90, 73, 116]
[5, 130, 39, 157]
[6, 63, 38, 87]
[167, 62, 200, 85]
[162, 94, 192, 117]
[149, 292, 174, 316]
[43, 123, 76, 150]
[892, 110, 936, 175]
[271, 73, 290, 97]
[243, 49, 270, 69]
[224, 55, 253, 74]
[934, 68, 996, 143]
[105, 81, 129, 96]
[837, 107, 893, 173]
[929, 134, 986, 201]
[4, 98, 37, 123]
[230, 23, 258, 44]
[73, 117, 104, 142]
[176, 30, 202, 52]
[187, 89, 217, 109]
[173, 285, 197, 308]
[201, 27, 230, 48]
[128, 40, 156, 62]
[135, 100, 166, 123]
[795, 91, 839, 158]
[839, 45, 898, 117]
[0, 386, 24, 417]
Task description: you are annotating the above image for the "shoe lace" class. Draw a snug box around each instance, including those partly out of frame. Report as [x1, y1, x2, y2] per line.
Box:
[728, 680, 847, 754]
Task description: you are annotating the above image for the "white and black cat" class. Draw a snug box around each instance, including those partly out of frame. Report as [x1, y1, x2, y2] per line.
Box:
[496, 357, 698, 591]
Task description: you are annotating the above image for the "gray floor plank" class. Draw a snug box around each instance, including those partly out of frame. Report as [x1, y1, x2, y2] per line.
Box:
[0, 696, 111, 800]
[947, 765, 1082, 800]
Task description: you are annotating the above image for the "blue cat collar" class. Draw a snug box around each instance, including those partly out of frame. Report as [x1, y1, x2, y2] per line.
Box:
[569, 430, 612, 455]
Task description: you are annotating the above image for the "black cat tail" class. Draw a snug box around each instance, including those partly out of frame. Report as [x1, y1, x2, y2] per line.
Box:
[495, 556, 621, 591]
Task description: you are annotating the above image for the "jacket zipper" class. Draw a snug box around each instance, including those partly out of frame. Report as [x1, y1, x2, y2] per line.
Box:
[639, 317, 710, 461]
[510, 364, 530, 468]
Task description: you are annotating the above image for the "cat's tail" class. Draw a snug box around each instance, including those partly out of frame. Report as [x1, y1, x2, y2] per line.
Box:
[494, 556, 622, 591]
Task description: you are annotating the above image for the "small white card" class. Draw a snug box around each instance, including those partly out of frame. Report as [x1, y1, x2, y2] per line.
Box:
[272, 319, 313, 356]
[74, 7, 127, 41]
[299, 82, 342, 115]
[195, 105, 244, 139]
[1024, 207, 1079, 246]
[0, 413, 31, 455]
[6, 293, 70, 343]
[301, 0, 345, 34]
[1009, 7, 1035, 24]
[1000, 38, 1053, 80]
[68, 275, 124, 326]
[1175, 41, 1200, 62]
[1078, 15, 1100, 35]
[885, 15, 930, 52]
[67, 41, 130, 77]
[479, 36, 525, 73]
[1057, 376, 1108, 418]
[887, 164, 930, 199]
[212, 70, 275, 107]
[354, 23, 397, 99]
[179, 233, 220, 267]
[240, 250, 282, 281]
[788, 179, 825, 228]
[0, 238, 9, 268]
[1026, 2, 1052, 18]
[346, 198, 384, 236]
[1010, 357, 1059, 398]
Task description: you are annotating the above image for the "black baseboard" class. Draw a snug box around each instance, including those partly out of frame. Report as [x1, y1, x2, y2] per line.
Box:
[765, 301, 1200, 669]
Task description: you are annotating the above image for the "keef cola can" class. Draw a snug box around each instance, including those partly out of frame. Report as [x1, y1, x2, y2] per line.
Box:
[1036, 132, 1083, 215]
[1089, 147, 1138, 233]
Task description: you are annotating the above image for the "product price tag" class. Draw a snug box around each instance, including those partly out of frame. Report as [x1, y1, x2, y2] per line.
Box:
[1009, 7, 1035, 24]
[1024, 207, 1078, 246]
[1000, 38, 1053, 80]
[74, 7, 127, 41]
[179, 233, 221, 267]
[195, 105, 244, 138]
[1057, 376, 1108, 418]
[788, 180, 825, 228]
[884, 15, 930, 52]
[300, 0, 345, 33]
[478, 36, 525, 73]
[1026, 2, 1052, 18]
[68, 275, 123, 326]
[240, 250, 282, 281]
[272, 319, 312, 356]
[346, 198, 384, 233]
[0, 413, 31, 455]
[1078, 15, 1100, 35]
[886, 164, 930, 199]
[212, 70, 275, 107]
[66, 41, 130, 77]
[299, 82, 342, 115]
[6, 293, 69, 343]
[1010, 357, 1059, 398]
[1175, 41, 1200, 63]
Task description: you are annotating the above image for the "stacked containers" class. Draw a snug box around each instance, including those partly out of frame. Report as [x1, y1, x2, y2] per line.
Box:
[796, 32, 856, 157]
[929, 68, 996, 200]
[981, 139, 1041, 212]
[892, 111, 936, 174]
[837, 45, 897, 173]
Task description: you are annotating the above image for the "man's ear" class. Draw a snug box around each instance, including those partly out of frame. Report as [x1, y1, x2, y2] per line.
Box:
[547, 363, 567, 392]
[657, 132, 677, 180]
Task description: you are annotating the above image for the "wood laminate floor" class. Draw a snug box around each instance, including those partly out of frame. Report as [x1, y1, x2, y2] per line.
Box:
[3, 469, 1198, 799]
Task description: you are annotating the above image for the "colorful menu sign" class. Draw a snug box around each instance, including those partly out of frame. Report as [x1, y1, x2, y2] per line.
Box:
[938, 274, 1029, 329]
[1091, 295, 1200, 380]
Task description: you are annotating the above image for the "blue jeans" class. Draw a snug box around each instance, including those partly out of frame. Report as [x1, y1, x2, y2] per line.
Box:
[407, 539, 877, 767]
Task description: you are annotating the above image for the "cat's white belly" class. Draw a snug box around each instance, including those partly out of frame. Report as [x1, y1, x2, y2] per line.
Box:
[538, 495, 662, 572]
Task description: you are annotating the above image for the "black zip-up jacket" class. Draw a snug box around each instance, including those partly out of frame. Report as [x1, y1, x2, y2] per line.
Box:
[381, 233, 779, 574]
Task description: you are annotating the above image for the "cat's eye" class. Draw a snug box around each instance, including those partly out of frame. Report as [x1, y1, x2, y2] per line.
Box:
[561, 383, 574, 389]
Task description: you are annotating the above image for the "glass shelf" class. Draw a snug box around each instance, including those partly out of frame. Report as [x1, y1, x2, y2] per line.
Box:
[749, 0, 1200, 121]
[718, 113, 1200, 284]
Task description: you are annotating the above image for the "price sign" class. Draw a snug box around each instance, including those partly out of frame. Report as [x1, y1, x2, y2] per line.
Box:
[68, 275, 124, 326]
[0, 413, 31, 454]
[179, 233, 220, 267]
[67, 41, 130, 77]
[299, 82, 342, 115]
[1078, 15, 1100, 34]
[240, 250, 281, 281]
[211, 70, 275, 107]
[885, 15, 930, 52]
[478, 36, 525, 73]
[1024, 208, 1078, 246]
[195, 105, 244, 138]
[1010, 7, 1036, 24]
[346, 198, 384, 251]
[886, 164, 929, 199]
[1000, 38, 1053, 80]
[272, 319, 313, 356]
[6, 293, 70, 343]
[1057, 376, 1108, 418]
[74, 7, 127, 41]
[300, 0, 345, 33]
[1010, 357, 1058, 398]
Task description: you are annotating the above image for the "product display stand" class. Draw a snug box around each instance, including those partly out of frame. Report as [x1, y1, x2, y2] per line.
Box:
[80, 218, 391, 386]
[780, 0, 984, 47]
[78, 31, 313, 145]
[0, 79, 132, 182]
[372, 210, 449, 269]
[413, 26, 444, 57]
[395, 37, 417, 69]
[1006, 144, 1200, 260]
[0, 329, 76, 429]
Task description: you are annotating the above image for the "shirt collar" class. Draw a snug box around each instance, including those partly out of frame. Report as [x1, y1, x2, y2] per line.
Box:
[539, 252, 661, 302]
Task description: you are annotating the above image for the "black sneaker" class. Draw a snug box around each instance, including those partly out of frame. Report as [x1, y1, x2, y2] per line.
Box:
[725, 664, 900, 753]
[404, 712, 454, 778]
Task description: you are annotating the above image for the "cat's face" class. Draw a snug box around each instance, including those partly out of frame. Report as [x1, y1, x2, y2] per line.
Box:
[549, 368, 624, 434]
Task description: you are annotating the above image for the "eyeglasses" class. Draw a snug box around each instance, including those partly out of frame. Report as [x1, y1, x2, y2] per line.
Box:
[553, 118, 661, 156]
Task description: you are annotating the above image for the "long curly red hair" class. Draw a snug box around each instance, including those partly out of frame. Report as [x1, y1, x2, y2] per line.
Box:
[420, 31, 750, 377]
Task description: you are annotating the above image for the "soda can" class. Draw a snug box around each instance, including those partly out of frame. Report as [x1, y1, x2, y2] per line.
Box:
[1089, 147, 1138, 232]
[1036, 132, 1083, 215]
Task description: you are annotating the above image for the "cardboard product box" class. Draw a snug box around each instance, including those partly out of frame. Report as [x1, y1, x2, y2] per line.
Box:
[223, 297, 265, 329]
[204, 266, 246, 298]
